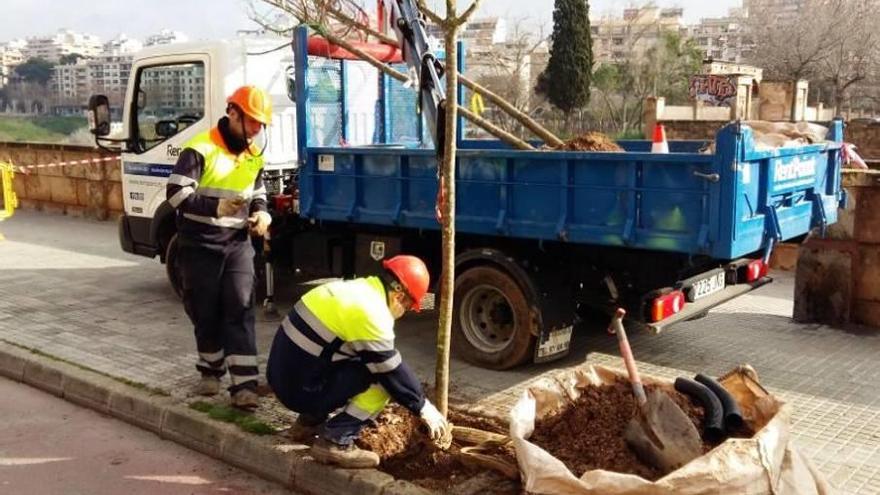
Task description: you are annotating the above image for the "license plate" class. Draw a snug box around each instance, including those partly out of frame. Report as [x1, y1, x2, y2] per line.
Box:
[687, 271, 726, 302]
[536, 326, 573, 359]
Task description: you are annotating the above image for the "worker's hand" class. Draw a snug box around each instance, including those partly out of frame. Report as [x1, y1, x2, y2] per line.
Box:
[419, 400, 450, 442]
[248, 211, 272, 237]
[217, 197, 246, 217]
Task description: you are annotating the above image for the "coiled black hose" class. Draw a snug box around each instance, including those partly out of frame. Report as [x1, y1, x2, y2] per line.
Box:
[695, 373, 744, 431]
[674, 377, 725, 443]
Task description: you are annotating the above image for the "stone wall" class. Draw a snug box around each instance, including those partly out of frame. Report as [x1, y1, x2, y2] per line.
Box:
[794, 171, 880, 328]
[0, 142, 123, 221]
[844, 121, 880, 161]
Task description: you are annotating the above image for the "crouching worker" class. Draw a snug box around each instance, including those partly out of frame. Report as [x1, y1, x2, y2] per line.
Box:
[266, 254, 450, 468]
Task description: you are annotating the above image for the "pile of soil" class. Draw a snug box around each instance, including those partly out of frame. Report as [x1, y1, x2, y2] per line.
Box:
[529, 379, 710, 481]
[554, 131, 624, 152]
[356, 405, 514, 492]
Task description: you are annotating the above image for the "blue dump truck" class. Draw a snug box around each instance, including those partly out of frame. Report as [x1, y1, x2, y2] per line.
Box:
[273, 27, 845, 370]
[87, 24, 845, 370]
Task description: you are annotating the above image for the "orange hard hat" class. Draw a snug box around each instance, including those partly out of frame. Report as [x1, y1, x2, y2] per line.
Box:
[227, 85, 272, 125]
[382, 255, 430, 311]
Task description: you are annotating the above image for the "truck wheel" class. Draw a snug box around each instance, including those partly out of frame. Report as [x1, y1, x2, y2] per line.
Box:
[453, 266, 536, 370]
[165, 234, 184, 299]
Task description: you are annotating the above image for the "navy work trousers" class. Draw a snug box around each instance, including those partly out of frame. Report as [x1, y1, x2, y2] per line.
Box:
[180, 240, 258, 393]
[266, 326, 375, 445]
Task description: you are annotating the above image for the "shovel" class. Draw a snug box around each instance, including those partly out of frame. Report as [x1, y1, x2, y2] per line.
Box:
[608, 308, 703, 472]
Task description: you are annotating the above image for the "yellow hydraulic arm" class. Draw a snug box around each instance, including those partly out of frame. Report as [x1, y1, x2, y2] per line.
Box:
[0, 161, 18, 220]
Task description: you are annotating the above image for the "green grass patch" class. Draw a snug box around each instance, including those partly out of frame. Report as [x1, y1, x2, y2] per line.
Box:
[1, 339, 169, 396]
[189, 401, 275, 435]
[0, 115, 88, 143]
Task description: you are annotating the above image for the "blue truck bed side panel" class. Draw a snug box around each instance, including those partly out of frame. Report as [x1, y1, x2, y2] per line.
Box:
[293, 28, 844, 261]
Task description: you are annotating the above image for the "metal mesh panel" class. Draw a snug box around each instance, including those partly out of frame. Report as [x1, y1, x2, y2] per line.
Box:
[386, 64, 423, 145]
[305, 56, 342, 147]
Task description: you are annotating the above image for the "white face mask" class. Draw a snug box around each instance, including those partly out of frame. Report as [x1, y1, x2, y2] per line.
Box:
[389, 292, 408, 320]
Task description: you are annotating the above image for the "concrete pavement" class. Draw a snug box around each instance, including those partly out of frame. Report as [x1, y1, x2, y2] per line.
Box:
[1, 210, 880, 493]
[0, 375, 294, 495]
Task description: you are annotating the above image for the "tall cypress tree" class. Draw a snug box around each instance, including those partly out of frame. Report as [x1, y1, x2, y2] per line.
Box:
[537, 0, 593, 118]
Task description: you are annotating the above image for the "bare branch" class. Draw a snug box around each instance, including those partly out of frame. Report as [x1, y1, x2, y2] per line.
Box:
[454, 0, 483, 26]
[416, 0, 446, 26]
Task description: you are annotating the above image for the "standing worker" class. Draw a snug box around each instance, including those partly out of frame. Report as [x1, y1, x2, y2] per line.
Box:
[266, 255, 451, 468]
[166, 86, 273, 410]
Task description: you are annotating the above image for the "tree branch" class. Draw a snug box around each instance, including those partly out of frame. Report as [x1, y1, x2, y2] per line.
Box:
[415, 0, 445, 26]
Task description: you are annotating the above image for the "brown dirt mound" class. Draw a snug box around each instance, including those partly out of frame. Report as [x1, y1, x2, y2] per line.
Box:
[554, 131, 624, 152]
[529, 379, 709, 481]
[357, 406, 511, 491]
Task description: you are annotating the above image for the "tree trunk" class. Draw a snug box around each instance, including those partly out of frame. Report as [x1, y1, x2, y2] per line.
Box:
[435, 26, 458, 418]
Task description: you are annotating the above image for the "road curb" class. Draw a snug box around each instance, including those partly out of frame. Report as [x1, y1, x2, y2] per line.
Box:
[0, 343, 434, 495]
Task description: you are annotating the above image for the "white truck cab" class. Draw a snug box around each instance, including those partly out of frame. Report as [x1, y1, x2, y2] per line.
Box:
[90, 37, 297, 269]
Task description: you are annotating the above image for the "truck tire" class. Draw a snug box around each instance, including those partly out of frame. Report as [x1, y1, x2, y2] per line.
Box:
[452, 265, 536, 370]
[165, 233, 184, 299]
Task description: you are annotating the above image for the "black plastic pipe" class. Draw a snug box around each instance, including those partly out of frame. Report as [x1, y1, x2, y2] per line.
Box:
[695, 373, 744, 431]
[674, 377, 725, 443]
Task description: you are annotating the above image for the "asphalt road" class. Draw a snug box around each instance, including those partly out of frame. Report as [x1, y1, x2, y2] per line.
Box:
[0, 376, 294, 495]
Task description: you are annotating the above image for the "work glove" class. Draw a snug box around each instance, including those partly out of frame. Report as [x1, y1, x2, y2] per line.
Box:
[217, 197, 246, 217]
[419, 400, 450, 442]
[248, 211, 272, 237]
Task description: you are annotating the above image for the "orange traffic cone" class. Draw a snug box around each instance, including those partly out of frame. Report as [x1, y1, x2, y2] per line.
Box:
[651, 124, 669, 153]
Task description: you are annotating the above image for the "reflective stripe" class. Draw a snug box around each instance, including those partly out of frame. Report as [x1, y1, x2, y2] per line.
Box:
[199, 350, 225, 362]
[168, 186, 195, 208]
[343, 403, 373, 421]
[281, 316, 349, 362]
[294, 301, 338, 344]
[252, 193, 267, 202]
[197, 186, 252, 200]
[230, 373, 260, 385]
[226, 354, 257, 367]
[348, 384, 390, 418]
[252, 186, 267, 197]
[349, 339, 395, 353]
[183, 213, 248, 229]
[168, 174, 198, 187]
[366, 352, 402, 373]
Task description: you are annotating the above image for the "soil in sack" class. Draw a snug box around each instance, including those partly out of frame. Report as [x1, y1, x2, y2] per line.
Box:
[528, 378, 731, 481]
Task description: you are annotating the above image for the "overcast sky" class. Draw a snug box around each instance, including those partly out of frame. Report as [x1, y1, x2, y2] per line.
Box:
[2, 0, 743, 42]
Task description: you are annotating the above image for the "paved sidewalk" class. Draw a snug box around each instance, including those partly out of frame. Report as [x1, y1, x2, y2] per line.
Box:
[2, 211, 880, 493]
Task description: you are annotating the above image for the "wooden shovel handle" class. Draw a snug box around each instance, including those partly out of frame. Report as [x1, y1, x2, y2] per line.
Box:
[609, 308, 647, 406]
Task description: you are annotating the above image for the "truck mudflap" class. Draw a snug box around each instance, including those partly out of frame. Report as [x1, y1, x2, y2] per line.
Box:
[645, 276, 772, 334]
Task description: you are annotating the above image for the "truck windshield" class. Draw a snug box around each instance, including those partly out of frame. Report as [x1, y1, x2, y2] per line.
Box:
[133, 62, 206, 152]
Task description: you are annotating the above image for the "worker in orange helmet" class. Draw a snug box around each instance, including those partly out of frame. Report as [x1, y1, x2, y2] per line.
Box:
[166, 85, 273, 410]
[266, 254, 451, 468]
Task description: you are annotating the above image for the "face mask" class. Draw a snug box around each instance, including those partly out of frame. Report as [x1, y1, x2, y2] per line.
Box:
[389, 292, 407, 320]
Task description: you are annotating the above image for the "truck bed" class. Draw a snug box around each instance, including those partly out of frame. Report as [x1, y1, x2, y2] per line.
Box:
[297, 123, 843, 260]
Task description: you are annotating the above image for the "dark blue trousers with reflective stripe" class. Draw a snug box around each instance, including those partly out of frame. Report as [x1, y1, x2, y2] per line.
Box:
[180, 240, 258, 393]
[266, 326, 375, 445]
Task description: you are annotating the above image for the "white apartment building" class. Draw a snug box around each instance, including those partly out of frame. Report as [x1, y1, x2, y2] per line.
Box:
[103, 34, 143, 56]
[687, 8, 752, 63]
[591, 7, 685, 63]
[144, 30, 189, 47]
[0, 41, 25, 87]
[24, 29, 102, 62]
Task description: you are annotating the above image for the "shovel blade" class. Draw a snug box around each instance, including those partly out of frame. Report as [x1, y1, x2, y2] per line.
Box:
[625, 390, 703, 472]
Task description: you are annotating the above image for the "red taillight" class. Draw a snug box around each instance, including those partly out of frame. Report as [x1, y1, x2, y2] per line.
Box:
[651, 290, 686, 322]
[745, 260, 768, 282]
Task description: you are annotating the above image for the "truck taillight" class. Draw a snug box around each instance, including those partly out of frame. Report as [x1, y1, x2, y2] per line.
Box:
[651, 290, 685, 322]
[745, 259, 768, 282]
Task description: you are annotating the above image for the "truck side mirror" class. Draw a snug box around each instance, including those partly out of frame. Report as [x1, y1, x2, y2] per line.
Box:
[87, 94, 111, 136]
[155, 120, 179, 138]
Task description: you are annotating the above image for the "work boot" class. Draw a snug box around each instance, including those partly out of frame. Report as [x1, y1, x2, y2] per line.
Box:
[231, 388, 259, 411]
[311, 437, 379, 469]
[194, 375, 221, 396]
[287, 414, 324, 444]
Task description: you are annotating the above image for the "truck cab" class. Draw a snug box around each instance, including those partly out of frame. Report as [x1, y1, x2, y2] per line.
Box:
[90, 37, 297, 291]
